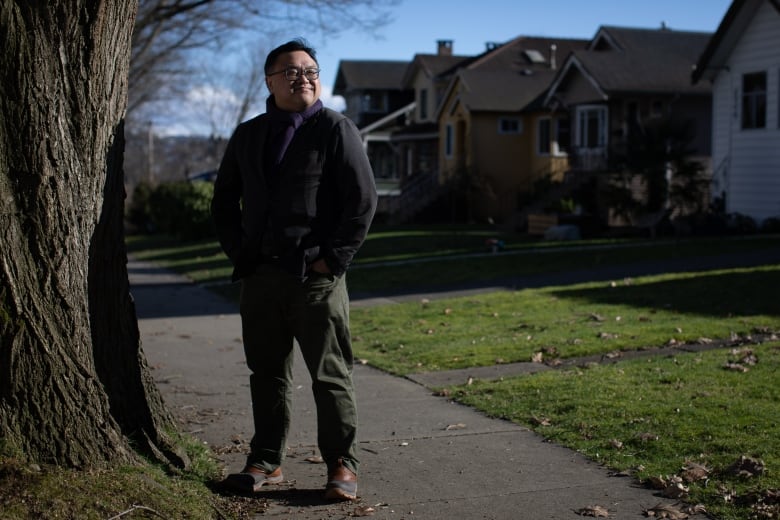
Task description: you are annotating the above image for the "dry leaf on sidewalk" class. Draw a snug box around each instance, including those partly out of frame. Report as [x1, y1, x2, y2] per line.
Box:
[575, 504, 610, 517]
[352, 505, 376, 516]
[643, 502, 689, 518]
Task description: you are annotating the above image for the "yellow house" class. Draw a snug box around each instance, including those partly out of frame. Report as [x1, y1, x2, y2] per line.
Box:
[437, 36, 588, 222]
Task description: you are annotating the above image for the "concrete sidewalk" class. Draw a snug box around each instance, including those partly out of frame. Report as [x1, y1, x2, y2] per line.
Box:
[129, 260, 716, 519]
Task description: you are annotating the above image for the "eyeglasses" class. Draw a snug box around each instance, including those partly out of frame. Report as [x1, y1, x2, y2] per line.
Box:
[267, 67, 320, 81]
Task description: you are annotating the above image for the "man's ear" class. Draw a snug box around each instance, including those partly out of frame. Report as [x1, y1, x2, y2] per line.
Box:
[265, 78, 273, 93]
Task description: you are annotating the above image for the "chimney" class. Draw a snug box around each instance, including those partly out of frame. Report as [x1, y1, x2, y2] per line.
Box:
[550, 44, 557, 70]
[485, 42, 501, 51]
[437, 39, 453, 56]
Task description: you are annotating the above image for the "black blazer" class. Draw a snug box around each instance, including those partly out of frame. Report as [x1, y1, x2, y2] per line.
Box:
[211, 107, 377, 281]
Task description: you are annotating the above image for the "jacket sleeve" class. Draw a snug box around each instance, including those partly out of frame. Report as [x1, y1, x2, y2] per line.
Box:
[322, 117, 378, 275]
[211, 129, 244, 266]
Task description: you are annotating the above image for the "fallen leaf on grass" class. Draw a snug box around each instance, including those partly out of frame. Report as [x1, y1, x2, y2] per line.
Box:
[636, 432, 659, 442]
[530, 415, 551, 426]
[726, 455, 765, 478]
[722, 362, 749, 372]
[643, 503, 689, 519]
[647, 475, 668, 490]
[531, 351, 544, 363]
[681, 504, 707, 515]
[680, 462, 710, 482]
[662, 481, 689, 498]
[609, 438, 624, 450]
[598, 332, 619, 340]
[737, 488, 780, 518]
[730, 348, 758, 366]
[575, 504, 610, 517]
[717, 483, 736, 503]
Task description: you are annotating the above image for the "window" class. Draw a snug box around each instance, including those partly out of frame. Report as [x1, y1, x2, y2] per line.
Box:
[419, 89, 428, 120]
[576, 105, 607, 149]
[651, 100, 664, 118]
[537, 118, 551, 155]
[499, 117, 523, 134]
[555, 117, 570, 155]
[742, 71, 766, 129]
[523, 49, 546, 64]
[361, 92, 387, 113]
[445, 124, 454, 158]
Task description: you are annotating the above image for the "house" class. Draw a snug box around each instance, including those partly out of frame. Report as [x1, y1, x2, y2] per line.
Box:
[333, 59, 413, 193]
[693, 0, 780, 226]
[543, 26, 713, 226]
[436, 36, 589, 221]
[385, 40, 474, 221]
[333, 59, 412, 128]
[335, 41, 472, 222]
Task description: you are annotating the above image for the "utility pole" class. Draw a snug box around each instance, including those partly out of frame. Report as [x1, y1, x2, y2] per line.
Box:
[147, 120, 155, 184]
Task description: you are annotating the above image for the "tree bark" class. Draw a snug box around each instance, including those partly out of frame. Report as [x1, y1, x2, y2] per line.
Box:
[0, 0, 176, 468]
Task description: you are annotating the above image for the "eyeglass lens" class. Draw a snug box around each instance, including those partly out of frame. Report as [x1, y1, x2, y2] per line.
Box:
[285, 67, 319, 81]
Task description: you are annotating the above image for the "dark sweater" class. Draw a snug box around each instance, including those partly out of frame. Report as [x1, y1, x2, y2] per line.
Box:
[211, 107, 377, 281]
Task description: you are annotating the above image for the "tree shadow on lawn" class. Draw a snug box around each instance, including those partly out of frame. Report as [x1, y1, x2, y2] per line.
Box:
[550, 267, 780, 318]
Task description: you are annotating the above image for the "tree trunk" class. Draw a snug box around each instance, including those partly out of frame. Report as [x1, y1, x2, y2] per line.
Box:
[0, 1, 177, 468]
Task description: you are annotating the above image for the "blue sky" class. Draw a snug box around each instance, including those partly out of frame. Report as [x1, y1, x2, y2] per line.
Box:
[310, 0, 732, 92]
[154, 0, 733, 136]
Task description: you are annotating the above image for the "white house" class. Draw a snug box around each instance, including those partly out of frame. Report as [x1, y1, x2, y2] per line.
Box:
[693, 0, 780, 225]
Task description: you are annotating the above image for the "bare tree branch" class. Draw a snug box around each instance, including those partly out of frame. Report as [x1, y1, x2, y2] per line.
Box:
[128, 0, 399, 126]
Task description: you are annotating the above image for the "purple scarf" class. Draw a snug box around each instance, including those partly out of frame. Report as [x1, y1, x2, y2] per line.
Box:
[265, 96, 323, 167]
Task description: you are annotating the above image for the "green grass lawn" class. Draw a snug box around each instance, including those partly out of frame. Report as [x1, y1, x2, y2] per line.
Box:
[127, 227, 780, 518]
[453, 344, 780, 520]
[350, 266, 779, 374]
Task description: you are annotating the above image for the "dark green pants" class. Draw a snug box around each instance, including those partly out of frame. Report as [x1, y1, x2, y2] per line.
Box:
[239, 263, 358, 474]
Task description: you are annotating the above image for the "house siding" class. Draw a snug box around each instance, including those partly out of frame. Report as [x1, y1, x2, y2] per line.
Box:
[711, 0, 780, 222]
[561, 69, 605, 105]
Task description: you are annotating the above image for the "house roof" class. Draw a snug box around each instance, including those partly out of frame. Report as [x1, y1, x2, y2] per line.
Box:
[438, 36, 589, 114]
[546, 26, 712, 104]
[692, 0, 776, 83]
[332, 60, 409, 95]
[456, 68, 558, 112]
[401, 53, 472, 88]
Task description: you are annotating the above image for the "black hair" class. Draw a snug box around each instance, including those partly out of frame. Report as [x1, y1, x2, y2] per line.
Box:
[264, 38, 318, 74]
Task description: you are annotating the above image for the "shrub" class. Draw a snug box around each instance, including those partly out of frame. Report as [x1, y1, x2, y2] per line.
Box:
[127, 181, 155, 233]
[128, 181, 215, 240]
[760, 216, 780, 234]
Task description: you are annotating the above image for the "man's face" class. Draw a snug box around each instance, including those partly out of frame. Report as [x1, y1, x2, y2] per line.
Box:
[265, 50, 321, 112]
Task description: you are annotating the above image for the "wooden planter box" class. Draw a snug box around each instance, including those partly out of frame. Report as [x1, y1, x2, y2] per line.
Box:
[527, 213, 558, 235]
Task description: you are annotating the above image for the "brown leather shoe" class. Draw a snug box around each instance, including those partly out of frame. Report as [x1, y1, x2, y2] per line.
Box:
[224, 465, 284, 493]
[324, 458, 357, 501]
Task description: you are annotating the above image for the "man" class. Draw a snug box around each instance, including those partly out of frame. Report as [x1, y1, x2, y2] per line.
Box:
[211, 38, 377, 501]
